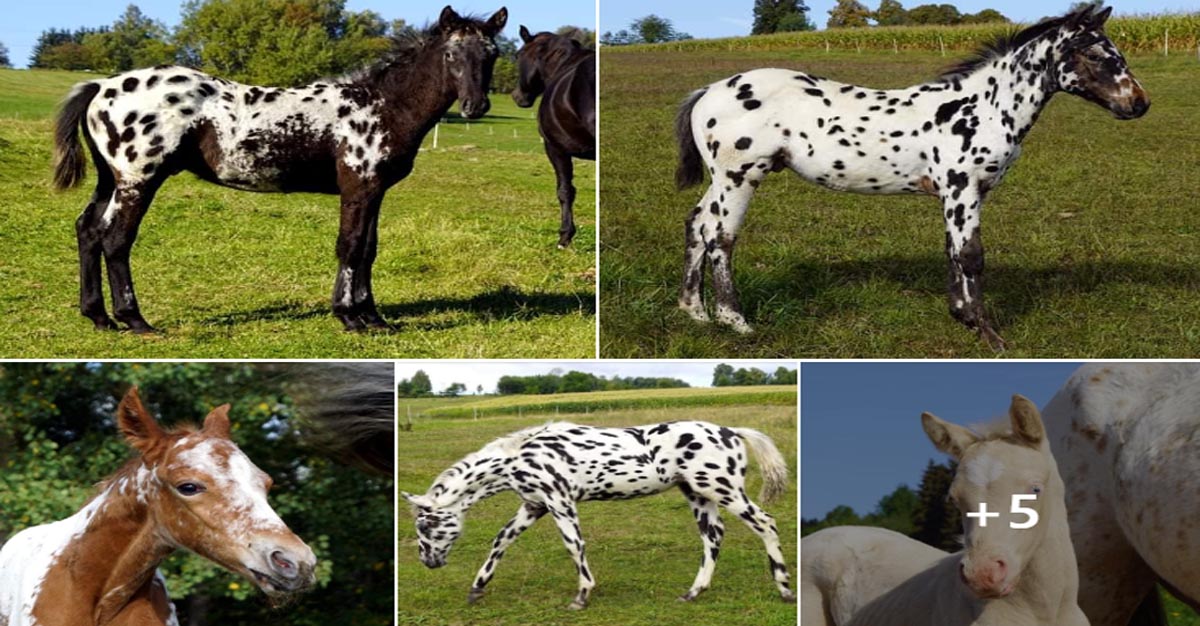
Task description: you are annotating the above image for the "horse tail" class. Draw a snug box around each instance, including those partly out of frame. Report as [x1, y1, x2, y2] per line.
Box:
[287, 363, 395, 476]
[675, 87, 708, 190]
[54, 81, 100, 190]
[733, 427, 789, 503]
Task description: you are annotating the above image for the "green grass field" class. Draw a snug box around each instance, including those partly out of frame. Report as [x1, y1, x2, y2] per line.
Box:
[599, 49, 1200, 358]
[396, 403, 798, 626]
[400, 385, 797, 419]
[0, 69, 595, 357]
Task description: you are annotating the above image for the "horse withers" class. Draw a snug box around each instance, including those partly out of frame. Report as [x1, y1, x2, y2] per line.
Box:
[0, 388, 315, 626]
[675, 6, 1148, 349]
[801, 395, 1087, 626]
[512, 26, 596, 248]
[53, 6, 508, 333]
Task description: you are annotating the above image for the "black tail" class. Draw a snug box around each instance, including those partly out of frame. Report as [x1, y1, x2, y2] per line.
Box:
[675, 87, 708, 190]
[54, 82, 100, 190]
[287, 363, 396, 476]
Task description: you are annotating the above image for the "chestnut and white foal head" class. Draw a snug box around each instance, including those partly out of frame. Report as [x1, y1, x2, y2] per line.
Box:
[116, 388, 317, 599]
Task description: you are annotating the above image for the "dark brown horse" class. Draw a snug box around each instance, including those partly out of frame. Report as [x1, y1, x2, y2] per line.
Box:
[512, 26, 595, 249]
[53, 6, 507, 332]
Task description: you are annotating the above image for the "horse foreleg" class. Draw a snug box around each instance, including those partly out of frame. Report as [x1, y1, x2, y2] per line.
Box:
[545, 144, 576, 248]
[680, 487, 724, 601]
[723, 490, 795, 602]
[939, 185, 1004, 350]
[100, 181, 160, 334]
[77, 186, 117, 330]
[333, 191, 386, 331]
[548, 504, 594, 610]
[467, 502, 546, 604]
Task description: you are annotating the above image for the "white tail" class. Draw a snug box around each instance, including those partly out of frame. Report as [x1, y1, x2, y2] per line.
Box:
[733, 427, 790, 502]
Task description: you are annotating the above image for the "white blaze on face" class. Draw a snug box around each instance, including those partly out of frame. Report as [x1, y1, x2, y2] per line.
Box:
[172, 438, 287, 538]
[0, 487, 113, 626]
[965, 453, 1006, 489]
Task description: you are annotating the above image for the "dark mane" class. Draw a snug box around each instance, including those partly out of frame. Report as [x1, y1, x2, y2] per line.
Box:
[939, 8, 1084, 78]
[341, 14, 494, 87]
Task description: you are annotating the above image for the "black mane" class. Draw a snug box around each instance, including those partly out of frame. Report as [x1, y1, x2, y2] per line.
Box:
[343, 14, 494, 86]
[940, 7, 1088, 78]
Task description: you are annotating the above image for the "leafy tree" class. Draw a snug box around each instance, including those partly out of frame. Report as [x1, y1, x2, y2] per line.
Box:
[912, 459, 961, 551]
[0, 42, 11, 68]
[874, 0, 909, 26]
[440, 382, 466, 397]
[753, 0, 814, 35]
[828, 0, 872, 28]
[712, 363, 736, 387]
[556, 25, 596, 49]
[0, 364, 391, 626]
[905, 3, 962, 25]
[772, 366, 798, 386]
[732, 367, 770, 386]
[30, 27, 106, 69]
[629, 15, 691, 44]
[476, 384, 484, 395]
[600, 30, 636, 46]
[869, 485, 918, 534]
[962, 9, 1009, 24]
[409, 370, 433, 397]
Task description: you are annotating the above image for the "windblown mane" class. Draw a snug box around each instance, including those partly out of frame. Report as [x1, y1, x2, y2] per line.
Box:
[340, 14, 495, 87]
[939, 8, 1086, 78]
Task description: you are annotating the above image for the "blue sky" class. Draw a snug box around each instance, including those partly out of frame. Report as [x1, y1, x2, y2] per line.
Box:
[801, 362, 1082, 519]
[600, 0, 1200, 38]
[1, 0, 595, 69]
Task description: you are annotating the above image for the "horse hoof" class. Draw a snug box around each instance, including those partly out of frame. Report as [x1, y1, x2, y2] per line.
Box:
[679, 301, 711, 323]
[781, 591, 797, 604]
[677, 594, 694, 602]
[980, 326, 1007, 352]
[125, 322, 158, 335]
[567, 601, 587, 611]
[90, 317, 119, 331]
[467, 588, 485, 604]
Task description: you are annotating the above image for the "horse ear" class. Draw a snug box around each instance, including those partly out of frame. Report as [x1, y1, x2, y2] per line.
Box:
[402, 491, 432, 510]
[438, 6, 462, 30]
[921, 412, 978, 459]
[117, 387, 165, 454]
[486, 7, 508, 35]
[1009, 395, 1045, 447]
[1091, 6, 1113, 27]
[202, 404, 232, 439]
[519, 25, 533, 43]
[1069, 4, 1095, 27]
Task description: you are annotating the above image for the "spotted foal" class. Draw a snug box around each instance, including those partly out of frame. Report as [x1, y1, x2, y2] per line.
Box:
[53, 6, 507, 332]
[402, 420, 795, 609]
[676, 6, 1148, 349]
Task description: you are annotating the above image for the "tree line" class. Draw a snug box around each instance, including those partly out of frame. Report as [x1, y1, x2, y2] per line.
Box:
[23, 1, 592, 91]
[827, 0, 1009, 28]
[801, 459, 962, 552]
[712, 363, 797, 386]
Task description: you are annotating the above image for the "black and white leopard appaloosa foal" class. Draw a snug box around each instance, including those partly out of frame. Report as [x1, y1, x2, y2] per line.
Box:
[53, 6, 506, 333]
[403, 421, 794, 609]
[675, 6, 1148, 350]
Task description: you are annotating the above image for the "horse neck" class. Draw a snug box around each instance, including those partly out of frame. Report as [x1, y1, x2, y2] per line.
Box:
[375, 47, 457, 137]
[56, 463, 174, 624]
[539, 44, 590, 84]
[950, 35, 1061, 144]
[433, 452, 510, 513]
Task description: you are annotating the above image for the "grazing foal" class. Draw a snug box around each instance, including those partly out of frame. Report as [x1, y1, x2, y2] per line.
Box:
[675, 6, 1148, 349]
[0, 388, 315, 626]
[512, 26, 596, 248]
[403, 420, 795, 609]
[53, 6, 508, 332]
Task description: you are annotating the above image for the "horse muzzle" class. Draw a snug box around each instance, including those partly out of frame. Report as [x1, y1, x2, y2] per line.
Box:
[460, 98, 491, 119]
[1112, 97, 1150, 120]
[511, 90, 535, 108]
[250, 546, 318, 595]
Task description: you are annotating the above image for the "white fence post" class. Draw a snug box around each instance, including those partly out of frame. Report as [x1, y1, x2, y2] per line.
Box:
[432, 124, 439, 149]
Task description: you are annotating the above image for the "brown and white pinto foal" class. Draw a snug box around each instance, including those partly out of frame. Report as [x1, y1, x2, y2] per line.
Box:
[0, 388, 315, 626]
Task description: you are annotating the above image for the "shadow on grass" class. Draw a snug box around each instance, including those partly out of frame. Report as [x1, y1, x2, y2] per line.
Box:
[747, 253, 1200, 325]
[438, 113, 525, 124]
[201, 286, 595, 328]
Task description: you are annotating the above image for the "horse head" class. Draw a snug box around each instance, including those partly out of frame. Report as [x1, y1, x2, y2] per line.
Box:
[117, 387, 317, 602]
[401, 491, 465, 569]
[1051, 5, 1149, 119]
[434, 5, 507, 119]
[921, 395, 1058, 600]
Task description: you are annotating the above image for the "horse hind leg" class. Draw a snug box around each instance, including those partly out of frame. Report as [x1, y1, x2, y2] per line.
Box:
[545, 144, 577, 248]
[679, 484, 724, 601]
[722, 489, 795, 602]
[100, 179, 161, 333]
[688, 165, 763, 334]
[77, 183, 117, 330]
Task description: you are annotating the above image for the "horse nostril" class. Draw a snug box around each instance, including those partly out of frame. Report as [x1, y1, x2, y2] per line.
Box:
[270, 550, 298, 578]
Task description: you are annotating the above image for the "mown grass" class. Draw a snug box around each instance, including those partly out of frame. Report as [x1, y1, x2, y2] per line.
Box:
[599, 49, 1200, 357]
[0, 68, 595, 357]
[406, 385, 797, 419]
[1166, 591, 1200, 625]
[396, 405, 798, 626]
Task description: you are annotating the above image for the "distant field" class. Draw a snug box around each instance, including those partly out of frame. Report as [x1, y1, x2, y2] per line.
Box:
[401, 385, 798, 419]
[599, 47, 1200, 358]
[396, 404, 797, 626]
[0, 68, 594, 358]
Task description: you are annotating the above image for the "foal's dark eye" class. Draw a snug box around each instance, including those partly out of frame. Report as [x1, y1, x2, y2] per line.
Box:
[176, 482, 204, 496]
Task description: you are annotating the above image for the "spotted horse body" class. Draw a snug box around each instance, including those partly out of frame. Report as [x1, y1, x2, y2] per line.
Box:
[402, 420, 796, 609]
[675, 6, 1148, 350]
[53, 6, 508, 332]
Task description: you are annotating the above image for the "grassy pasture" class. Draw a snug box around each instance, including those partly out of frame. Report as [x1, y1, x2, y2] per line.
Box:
[401, 385, 797, 419]
[396, 403, 798, 626]
[0, 69, 595, 358]
[599, 48, 1200, 358]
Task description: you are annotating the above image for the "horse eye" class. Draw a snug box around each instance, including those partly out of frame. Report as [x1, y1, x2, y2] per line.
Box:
[176, 482, 204, 496]
[1032, 486, 1043, 494]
